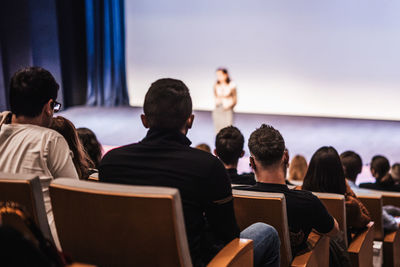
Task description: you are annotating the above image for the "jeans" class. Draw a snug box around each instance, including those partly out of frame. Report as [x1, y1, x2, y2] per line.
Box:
[240, 222, 280, 267]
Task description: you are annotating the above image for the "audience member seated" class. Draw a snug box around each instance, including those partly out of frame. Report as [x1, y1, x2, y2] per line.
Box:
[341, 151, 400, 233]
[340, 151, 363, 189]
[287, 154, 307, 185]
[99, 78, 280, 267]
[302, 147, 371, 237]
[50, 116, 95, 179]
[195, 143, 211, 153]
[390, 163, 400, 183]
[0, 67, 78, 241]
[77, 127, 103, 169]
[215, 126, 256, 185]
[359, 155, 400, 192]
[233, 124, 339, 256]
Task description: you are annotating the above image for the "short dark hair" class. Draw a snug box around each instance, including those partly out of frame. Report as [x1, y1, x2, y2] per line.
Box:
[340, 151, 363, 182]
[371, 155, 390, 179]
[248, 124, 285, 167]
[9, 67, 59, 117]
[143, 78, 192, 129]
[215, 126, 244, 165]
[303, 146, 346, 195]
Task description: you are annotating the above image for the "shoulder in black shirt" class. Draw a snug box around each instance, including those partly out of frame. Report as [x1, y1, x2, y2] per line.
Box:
[359, 182, 400, 192]
[234, 182, 334, 256]
[226, 168, 256, 185]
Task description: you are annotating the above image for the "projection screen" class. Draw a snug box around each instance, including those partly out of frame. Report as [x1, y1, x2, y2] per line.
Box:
[125, 0, 400, 120]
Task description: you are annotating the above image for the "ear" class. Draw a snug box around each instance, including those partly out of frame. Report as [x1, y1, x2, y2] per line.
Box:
[240, 150, 245, 158]
[249, 156, 256, 171]
[43, 99, 53, 117]
[186, 114, 194, 129]
[141, 114, 150, 128]
[371, 168, 377, 177]
[283, 150, 289, 166]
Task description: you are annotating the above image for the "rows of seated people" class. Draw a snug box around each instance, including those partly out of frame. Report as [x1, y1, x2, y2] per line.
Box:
[1, 66, 400, 267]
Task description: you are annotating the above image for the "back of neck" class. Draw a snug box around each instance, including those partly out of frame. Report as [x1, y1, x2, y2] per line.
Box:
[255, 168, 286, 185]
[12, 115, 43, 127]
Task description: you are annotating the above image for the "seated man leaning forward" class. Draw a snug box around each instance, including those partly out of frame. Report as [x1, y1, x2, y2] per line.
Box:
[99, 79, 280, 267]
[0, 67, 79, 246]
[234, 124, 339, 256]
[215, 126, 256, 185]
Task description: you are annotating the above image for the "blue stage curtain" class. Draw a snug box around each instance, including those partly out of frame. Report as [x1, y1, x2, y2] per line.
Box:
[85, 0, 129, 106]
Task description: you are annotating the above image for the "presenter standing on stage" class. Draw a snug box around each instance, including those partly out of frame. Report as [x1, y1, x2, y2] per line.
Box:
[213, 68, 237, 133]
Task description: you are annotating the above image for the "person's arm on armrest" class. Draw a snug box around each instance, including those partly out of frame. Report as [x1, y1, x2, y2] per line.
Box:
[311, 194, 340, 237]
[325, 218, 340, 237]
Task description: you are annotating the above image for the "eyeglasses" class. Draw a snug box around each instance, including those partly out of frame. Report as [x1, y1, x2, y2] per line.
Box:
[52, 100, 62, 113]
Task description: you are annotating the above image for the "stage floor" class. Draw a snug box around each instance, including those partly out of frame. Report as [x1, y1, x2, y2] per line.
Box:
[60, 106, 400, 183]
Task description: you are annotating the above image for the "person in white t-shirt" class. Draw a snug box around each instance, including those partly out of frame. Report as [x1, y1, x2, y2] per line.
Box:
[212, 68, 237, 133]
[0, 67, 79, 247]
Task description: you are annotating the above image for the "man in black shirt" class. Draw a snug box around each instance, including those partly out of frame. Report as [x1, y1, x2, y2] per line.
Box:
[215, 126, 256, 185]
[234, 124, 339, 256]
[99, 79, 280, 267]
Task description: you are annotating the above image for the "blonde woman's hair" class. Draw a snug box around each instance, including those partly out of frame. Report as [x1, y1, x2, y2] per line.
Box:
[288, 155, 308, 181]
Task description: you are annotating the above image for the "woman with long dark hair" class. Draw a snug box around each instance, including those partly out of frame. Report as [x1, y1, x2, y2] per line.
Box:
[50, 117, 94, 179]
[77, 127, 103, 169]
[302, 146, 371, 232]
[212, 68, 237, 133]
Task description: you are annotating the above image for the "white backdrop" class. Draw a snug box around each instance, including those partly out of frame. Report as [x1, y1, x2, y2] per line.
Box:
[125, 0, 400, 120]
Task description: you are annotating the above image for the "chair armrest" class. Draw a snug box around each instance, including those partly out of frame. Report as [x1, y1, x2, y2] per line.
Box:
[207, 238, 253, 267]
[348, 221, 374, 254]
[67, 263, 97, 267]
[348, 221, 374, 267]
[383, 229, 400, 267]
[291, 231, 330, 267]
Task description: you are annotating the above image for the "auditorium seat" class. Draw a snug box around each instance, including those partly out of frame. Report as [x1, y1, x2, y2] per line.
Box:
[313, 192, 375, 267]
[49, 179, 253, 267]
[357, 190, 400, 267]
[232, 189, 330, 267]
[0, 172, 54, 244]
[355, 191, 400, 267]
[356, 193, 383, 240]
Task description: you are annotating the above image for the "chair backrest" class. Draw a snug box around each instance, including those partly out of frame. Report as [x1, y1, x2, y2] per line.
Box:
[312, 192, 347, 246]
[380, 191, 400, 208]
[232, 190, 292, 267]
[355, 192, 384, 240]
[0, 172, 53, 243]
[49, 178, 192, 267]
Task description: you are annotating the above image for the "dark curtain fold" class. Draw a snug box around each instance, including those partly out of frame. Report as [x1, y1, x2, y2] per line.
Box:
[85, 0, 129, 106]
[0, 43, 7, 111]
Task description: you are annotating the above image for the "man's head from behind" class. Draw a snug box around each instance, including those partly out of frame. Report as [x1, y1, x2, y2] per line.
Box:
[142, 78, 193, 132]
[370, 155, 390, 180]
[9, 67, 59, 126]
[248, 124, 287, 172]
[340, 151, 363, 183]
[215, 126, 244, 167]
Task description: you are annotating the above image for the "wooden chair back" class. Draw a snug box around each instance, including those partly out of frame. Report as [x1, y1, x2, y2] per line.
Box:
[0, 172, 53, 243]
[49, 178, 192, 267]
[356, 192, 384, 240]
[232, 190, 292, 267]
